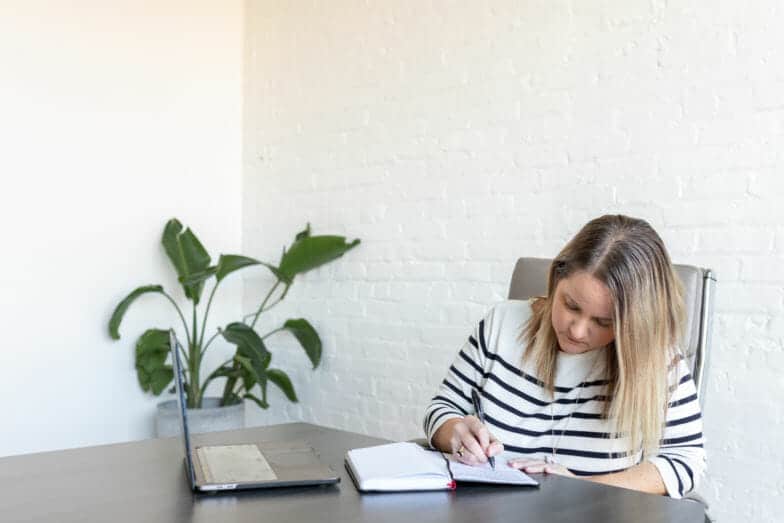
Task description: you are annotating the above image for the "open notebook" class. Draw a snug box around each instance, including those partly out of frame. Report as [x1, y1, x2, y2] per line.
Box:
[345, 442, 539, 492]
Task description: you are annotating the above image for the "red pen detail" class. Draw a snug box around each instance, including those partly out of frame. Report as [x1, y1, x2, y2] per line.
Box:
[447, 480, 457, 490]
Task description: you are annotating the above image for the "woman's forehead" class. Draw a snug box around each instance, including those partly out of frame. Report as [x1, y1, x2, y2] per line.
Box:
[557, 271, 614, 317]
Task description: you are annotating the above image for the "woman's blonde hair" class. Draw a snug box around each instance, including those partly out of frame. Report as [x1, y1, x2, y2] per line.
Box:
[522, 214, 685, 455]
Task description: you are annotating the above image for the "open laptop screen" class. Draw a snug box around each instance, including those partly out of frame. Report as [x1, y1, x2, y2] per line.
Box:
[169, 329, 197, 490]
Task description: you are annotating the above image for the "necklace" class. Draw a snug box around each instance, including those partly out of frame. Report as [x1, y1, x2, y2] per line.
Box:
[546, 352, 602, 465]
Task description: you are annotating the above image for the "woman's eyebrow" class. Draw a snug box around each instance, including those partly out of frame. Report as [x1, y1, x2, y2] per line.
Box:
[563, 292, 612, 322]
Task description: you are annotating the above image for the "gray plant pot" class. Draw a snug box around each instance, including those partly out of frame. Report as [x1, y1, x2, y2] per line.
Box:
[155, 397, 245, 438]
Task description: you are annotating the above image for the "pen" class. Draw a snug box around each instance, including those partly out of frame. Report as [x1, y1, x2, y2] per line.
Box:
[471, 388, 495, 470]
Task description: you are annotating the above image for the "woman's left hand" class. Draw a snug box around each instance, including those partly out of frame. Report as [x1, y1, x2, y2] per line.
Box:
[507, 458, 576, 478]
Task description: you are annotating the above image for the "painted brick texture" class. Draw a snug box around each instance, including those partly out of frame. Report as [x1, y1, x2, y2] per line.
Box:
[242, 2, 784, 521]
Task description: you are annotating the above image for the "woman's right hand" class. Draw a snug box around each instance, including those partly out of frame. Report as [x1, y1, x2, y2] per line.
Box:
[434, 416, 504, 466]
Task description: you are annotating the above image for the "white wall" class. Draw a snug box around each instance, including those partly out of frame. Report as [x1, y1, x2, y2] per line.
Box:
[243, 2, 784, 522]
[0, 1, 244, 456]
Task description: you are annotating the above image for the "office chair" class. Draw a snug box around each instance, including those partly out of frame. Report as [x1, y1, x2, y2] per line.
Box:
[508, 257, 716, 408]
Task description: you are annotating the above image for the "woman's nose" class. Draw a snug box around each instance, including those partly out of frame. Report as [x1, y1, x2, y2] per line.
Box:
[568, 319, 589, 341]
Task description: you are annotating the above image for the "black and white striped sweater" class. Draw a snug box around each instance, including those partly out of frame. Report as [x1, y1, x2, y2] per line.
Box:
[423, 300, 706, 499]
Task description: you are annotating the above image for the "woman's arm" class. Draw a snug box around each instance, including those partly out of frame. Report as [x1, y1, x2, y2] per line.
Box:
[588, 462, 666, 495]
[647, 359, 706, 498]
[423, 308, 497, 446]
[507, 459, 666, 495]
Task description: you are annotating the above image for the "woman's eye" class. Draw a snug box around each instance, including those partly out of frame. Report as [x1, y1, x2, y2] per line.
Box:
[565, 301, 579, 311]
[595, 320, 612, 328]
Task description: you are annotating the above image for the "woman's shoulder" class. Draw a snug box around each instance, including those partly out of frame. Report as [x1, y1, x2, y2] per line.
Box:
[485, 298, 534, 319]
[481, 298, 537, 339]
[667, 351, 698, 389]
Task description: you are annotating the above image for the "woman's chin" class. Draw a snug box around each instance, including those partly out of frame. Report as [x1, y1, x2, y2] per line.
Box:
[557, 338, 594, 354]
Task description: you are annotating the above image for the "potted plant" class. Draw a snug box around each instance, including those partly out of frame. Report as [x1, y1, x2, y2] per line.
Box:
[108, 218, 360, 436]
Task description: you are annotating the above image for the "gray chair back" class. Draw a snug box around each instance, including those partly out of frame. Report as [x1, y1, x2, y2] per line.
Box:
[508, 257, 716, 407]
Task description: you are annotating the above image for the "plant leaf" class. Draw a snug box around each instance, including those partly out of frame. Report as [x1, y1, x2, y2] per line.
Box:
[277, 226, 360, 282]
[282, 318, 322, 369]
[215, 255, 261, 282]
[134, 328, 172, 395]
[262, 263, 289, 283]
[243, 392, 269, 409]
[108, 285, 164, 340]
[222, 322, 271, 388]
[161, 218, 211, 304]
[294, 223, 311, 241]
[148, 368, 175, 396]
[211, 366, 242, 380]
[267, 368, 298, 402]
[222, 392, 242, 406]
[233, 354, 261, 391]
[179, 266, 217, 286]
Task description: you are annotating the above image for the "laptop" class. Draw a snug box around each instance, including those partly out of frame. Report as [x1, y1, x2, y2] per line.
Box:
[169, 330, 340, 492]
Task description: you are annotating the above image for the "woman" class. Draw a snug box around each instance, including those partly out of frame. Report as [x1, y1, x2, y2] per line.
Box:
[423, 215, 705, 498]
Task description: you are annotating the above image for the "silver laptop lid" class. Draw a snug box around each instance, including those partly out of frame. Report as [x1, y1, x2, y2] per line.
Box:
[169, 329, 197, 490]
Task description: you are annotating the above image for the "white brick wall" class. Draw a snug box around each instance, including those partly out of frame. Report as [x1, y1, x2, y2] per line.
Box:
[242, 2, 784, 521]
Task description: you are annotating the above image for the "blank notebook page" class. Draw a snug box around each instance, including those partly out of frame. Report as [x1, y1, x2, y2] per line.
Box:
[348, 442, 447, 480]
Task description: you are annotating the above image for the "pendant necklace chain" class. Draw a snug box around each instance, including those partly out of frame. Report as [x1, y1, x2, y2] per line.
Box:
[546, 352, 602, 465]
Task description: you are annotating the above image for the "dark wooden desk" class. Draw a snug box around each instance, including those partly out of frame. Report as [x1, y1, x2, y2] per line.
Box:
[0, 422, 703, 522]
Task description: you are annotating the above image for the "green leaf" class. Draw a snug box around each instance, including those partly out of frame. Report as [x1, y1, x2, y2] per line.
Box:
[222, 322, 271, 387]
[134, 328, 173, 395]
[211, 366, 242, 380]
[108, 285, 164, 340]
[243, 392, 269, 409]
[282, 318, 322, 369]
[294, 223, 311, 241]
[215, 255, 261, 282]
[267, 368, 298, 402]
[148, 368, 175, 396]
[234, 354, 261, 391]
[161, 218, 211, 304]
[222, 392, 243, 406]
[179, 266, 217, 286]
[262, 263, 289, 283]
[277, 225, 360, 282]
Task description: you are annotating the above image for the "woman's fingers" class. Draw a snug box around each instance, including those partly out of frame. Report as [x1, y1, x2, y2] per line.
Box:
[452, 439, 482, 465]
[507, 458, 543, 468]
[543, 464, 575, 477]
[507, 458, 547, 473]
[487, 440, 504, 457]
[460, 436, 487, 463]
[507, 458, 575, 477]
[465, 416, 504, 459]
[468, 417, 492, 450]
[451, 416, 508, 465]
[455, 447, 482, 465]
[452, 417, 488, 463]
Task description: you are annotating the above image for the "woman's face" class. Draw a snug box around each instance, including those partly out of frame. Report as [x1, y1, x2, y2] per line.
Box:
[551, 271, 615, 354]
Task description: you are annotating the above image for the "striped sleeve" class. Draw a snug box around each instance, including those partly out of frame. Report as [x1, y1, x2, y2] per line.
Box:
[422, 309, 493, 446]
[648, 358, 707, 499]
